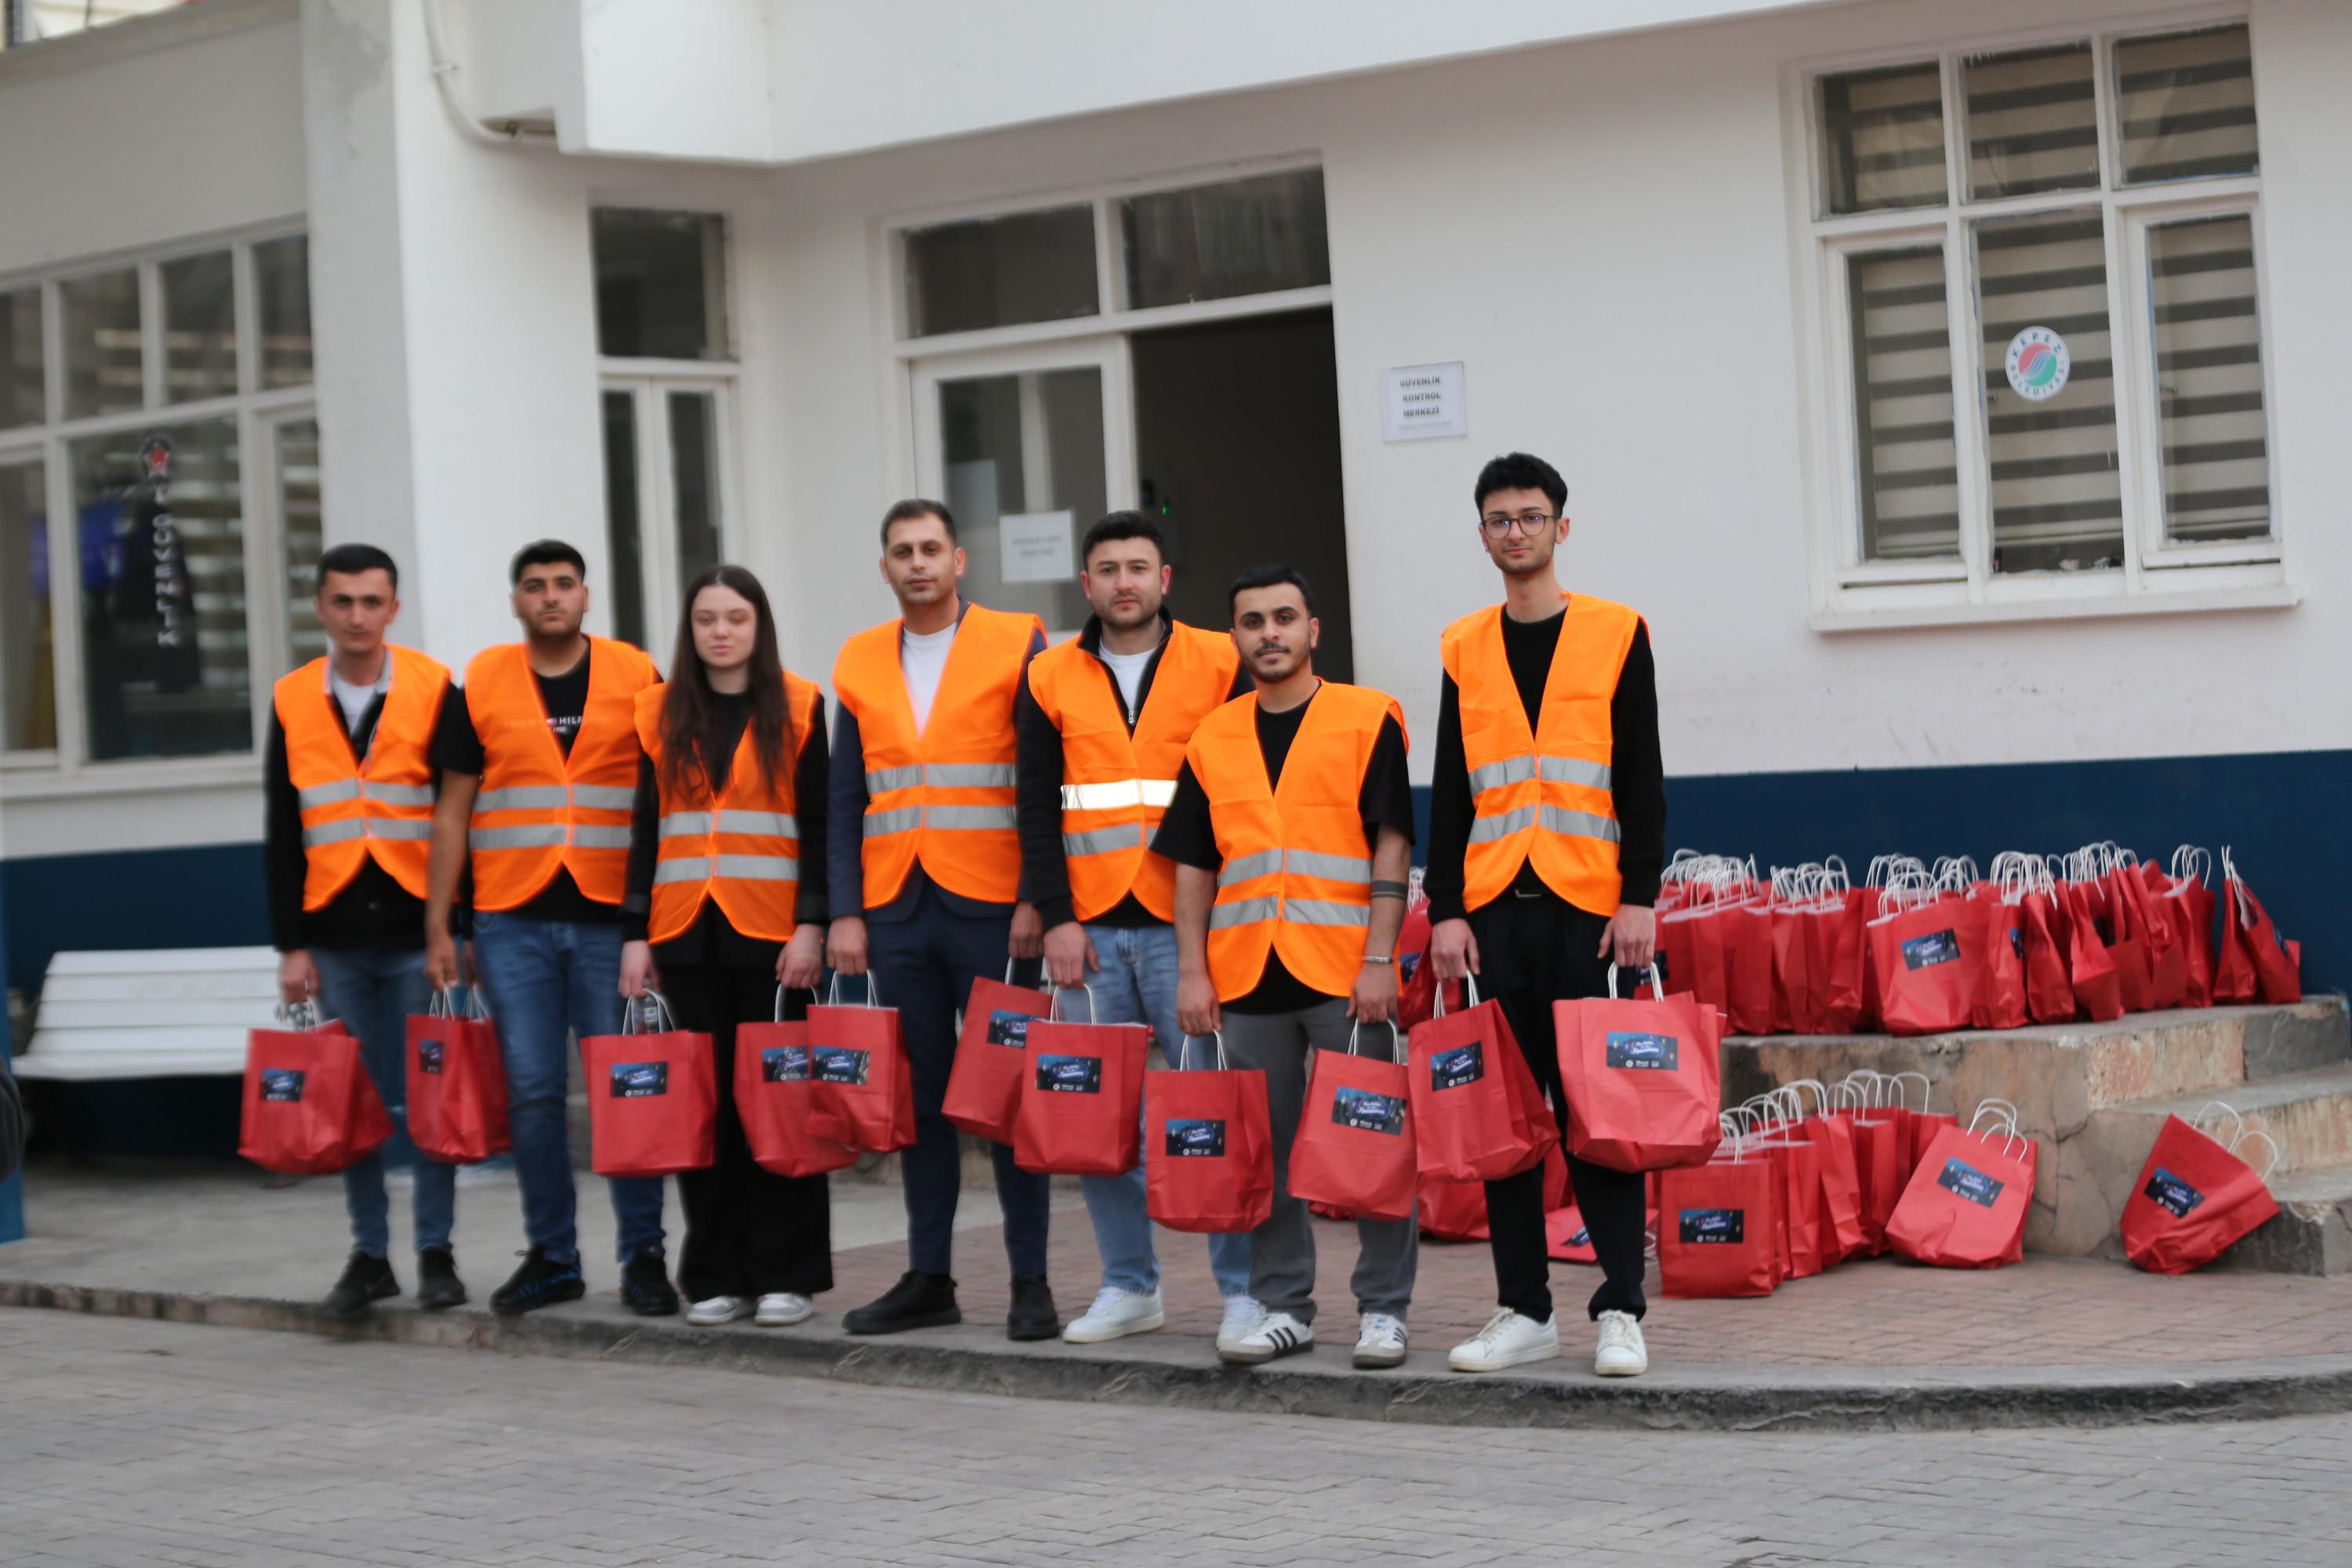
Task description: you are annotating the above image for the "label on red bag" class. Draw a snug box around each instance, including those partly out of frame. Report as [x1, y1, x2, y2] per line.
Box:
[1036, 1054, 1102, 1094]
[416, 1038, 445, 1074]
[1679, 1207, 1744, 1243]
[1937, 1156, 2003, 1207]
[1165, 1118, 1226, 1157]
[1606, 1031, 1679, 1071]
[813, 1047, 869, 1087]
[2143, 1165, 2205, 1218]
[611, 1062, 668, 1098]
[760, 1045, 811, 1083]
[1566, 1226, 1590, 1247]
[1400, 951, 1423, 982]
[2007, 925, 2025, 960]
[260, 1069, 305, 1103]
[1902, 930, 1962, 970]
[1330, 1086, 1406, 1135]
[1429, 1041, 1485, 1091]
[986, 1009, 1036, 1048]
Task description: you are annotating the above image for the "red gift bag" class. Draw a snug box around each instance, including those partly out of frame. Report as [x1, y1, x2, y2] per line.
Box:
[2121, 1112, 2281, 1275]
[2101, 864, 2156, 1014]
[579, 993, 716, 1178]
[2164, 849, 2216, 1009]
[1798, 1103, 1867, 1263]
[1972, 897, 2029, 1031]
[735, 989, 858, 1179]
[1806, 875, 1865, 1035]
[406, 989, 511, 1165]
[2063, 879, 2125, 1021]
[240, 1008, 393, 1176]
[1723, 905, 1777, 1036]
[1545, 1203, 1598, 1263]
[1846, 1096, 1908, 1256]
[1555, 967, 1724, 1173]
[1012, 1000, 1150, 1177]
[805, 975, 917, 1154]
[2222, 850, 2302, 1005]
[1756, 1121, 1825, 1278]
[1408, 978, 1547, 1183]
[1884, 1109, 2038, 1269]
[1867, 894, 1983, 1036]
[942, 964, 1055, 1144]
[1421, 1141, 1568, 1242]
[1145, 1032, 1274, 1235]
[1288, 1023, 1418, 1224]
[1768, 898, 1814, 1035]
[2132, 863, 2190, 1011]
[2019, 887, 2078, 1024]
[1657, 1140, 1780, 1298]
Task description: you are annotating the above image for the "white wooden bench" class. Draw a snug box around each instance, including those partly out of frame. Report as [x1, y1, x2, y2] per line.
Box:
[13, 947, 278, 1081]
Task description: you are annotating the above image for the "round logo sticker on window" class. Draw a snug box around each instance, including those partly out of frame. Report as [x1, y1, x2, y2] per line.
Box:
[2004, 326, 2071, 402]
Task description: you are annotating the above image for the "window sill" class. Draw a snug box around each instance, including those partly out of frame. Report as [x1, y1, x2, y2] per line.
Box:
[0, 753, 263, 802]
[1810, 581, 2300, 633]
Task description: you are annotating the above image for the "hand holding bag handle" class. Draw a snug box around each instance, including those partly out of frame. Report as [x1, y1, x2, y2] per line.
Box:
[826, 972, 886, 1009]
[1605, 962, 1669, 1000]
[1049, 982, 1098, 1024]
[1345, 1019, 1408, 1065]
[275, 999, 323, 1032]
[619, 989, 679, 1036]
[769, 985, 821, 1023]
[1427, 972, 1481, 1019]
[1176, 1030, 1229, 1073]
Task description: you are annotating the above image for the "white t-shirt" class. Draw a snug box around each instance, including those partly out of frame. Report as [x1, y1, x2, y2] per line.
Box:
[1098, 644, 1152, 721]
[900, 619, 958, 732]
[327, 659, 391, 740]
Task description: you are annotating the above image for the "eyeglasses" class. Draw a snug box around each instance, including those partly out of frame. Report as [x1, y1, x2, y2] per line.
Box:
[1479, 512, 1555, 538]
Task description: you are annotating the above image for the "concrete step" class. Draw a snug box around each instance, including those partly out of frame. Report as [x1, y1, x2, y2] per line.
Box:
[2211, 1163, 2352, 1278]
[2104, 1065, 2352, 1178]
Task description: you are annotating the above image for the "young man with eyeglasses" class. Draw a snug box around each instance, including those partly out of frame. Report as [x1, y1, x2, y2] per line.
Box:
[1425, 452, 1667, 1377]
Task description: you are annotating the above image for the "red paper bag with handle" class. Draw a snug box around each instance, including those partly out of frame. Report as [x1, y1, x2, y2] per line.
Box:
[1555, 966, 1723, 1172]
[1868, 895, 1982, 1036]
[2121, 1109, 2281, 1275]
[1884, 1108, 2037, 1269]
[942, 964, 1054, 1143]
[405, 988, 511, 1165]
[2221, 850, 2302, 1004]
[240, 1007, 392, 1175]
[2131, 863, 2190, 1011]
[1408, 976, 1546, 1183]
[1795, 1091, 1867, 1263]
[2164, 849, 2217, 1009]
[1846, 1090, 1908, 1256]
[1145, 1032, 1274, 1235]
[2019, 887, 2077, 1024]
[1972, 896, 2029, 1031]
[805, 975, 916, 1153]
[1421, 1141, 1567, 1241]
[1012, 993, 1150, 1178]
[2063, 879, 2125, 1021]
[1288, 1023, 1418, 1224]
[1723, 905, 1777, 1036]
[579, 992, 717, 1178]
[1657, 1138, 1780, 1298]
[735, 988, 858, 1178]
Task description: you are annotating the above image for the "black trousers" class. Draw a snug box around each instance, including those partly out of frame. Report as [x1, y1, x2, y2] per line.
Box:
[1473, 891, 1650, 1323]
[662, 963, 834, 1301]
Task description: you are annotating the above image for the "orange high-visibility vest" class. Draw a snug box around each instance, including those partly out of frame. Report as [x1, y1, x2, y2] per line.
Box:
[464, 637, 657, 911]
[1188, 682, 1406, 1001]
[633, 674, 822, 943]
[1026, 620, 1238, 923]
[1439, 593, 1640, 917]
[833, 602, 1042, 907]
[273, 644, 448, 910]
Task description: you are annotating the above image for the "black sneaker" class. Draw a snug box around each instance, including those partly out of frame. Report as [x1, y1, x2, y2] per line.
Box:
[415, 1247, 467, 1311]
[488, 1247, 586, 1316]
[1006, 1274, 1060, 1342]
[321, 1252, 399, 1322]
[843, 1270, 960, 1335]
[620, 1249, 681, 1317]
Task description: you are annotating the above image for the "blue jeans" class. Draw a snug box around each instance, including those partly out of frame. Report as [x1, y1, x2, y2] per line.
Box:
[310, 947, 452, 1258]
[1075, 924, 1253, 1299]
[470, 912, 664, 1267]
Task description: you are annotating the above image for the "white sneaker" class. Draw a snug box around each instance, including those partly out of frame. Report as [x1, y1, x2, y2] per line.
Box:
[1449, 1308, 1560, 1373]
[1062, 1287, 1166, 1344]
[1215, 1296, 1266, 1354]
[686, 1295, 752, 1327]
[754, 1292, 813, 1327]
[1594, 1310, 1649, 1377]
[1353, 1312, 1408, 1369]
[1218, 1309, 1312, 1366]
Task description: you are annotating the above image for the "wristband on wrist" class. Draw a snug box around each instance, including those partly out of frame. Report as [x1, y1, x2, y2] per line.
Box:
[1361, 954, 1395, 966]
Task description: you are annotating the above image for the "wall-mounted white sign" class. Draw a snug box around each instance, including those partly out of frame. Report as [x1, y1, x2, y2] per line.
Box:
[2004, 326, 2071, 402]
[1000, 510, 1075, 583]
[1381, 361, 1468, 441]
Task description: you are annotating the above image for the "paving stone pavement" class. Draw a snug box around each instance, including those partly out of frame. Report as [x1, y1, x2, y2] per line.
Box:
[5, 1309, 2350, 1568]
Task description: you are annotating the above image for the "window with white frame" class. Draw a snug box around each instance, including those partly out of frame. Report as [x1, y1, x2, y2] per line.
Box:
[1806, 21, 2272, 605]
[0, 230, 316, 772]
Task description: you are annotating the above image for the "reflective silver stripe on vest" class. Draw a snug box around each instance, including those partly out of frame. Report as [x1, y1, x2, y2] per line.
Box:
[1466, 757, 1536, 797]
[1218, 849, 1283, 887]
[714, 854, 796, 880]
[659, 811, 712, 839]
[301, 818, 368, 848]
[1208, 895, 1279, 931]
[1539, 756, 1614, 791]
[1062, 779, 1142, 811]
[925, 804, 1018, 832]
[1141, 779, 1178, 808]
[864, 807, 921, 838]
[474, 785, 569, 813]
[471, 824, 568, 850]
[368, 819, 434, 841]
[653, 858, 710, 885]
[571, 824, 633, 849]
[716, 809, 797, 837]
[1468, 805, 1538, 844]
[361, 781, 437, 808]
[1063, 823, 1144, 857]
[925, 762, 1017, 789]
[1282, 898, 1371, 928]
[1283, 848, 1373, 884]
[569, 784, 636, 811]
[866, 765, 922, 794]
[296, 779, 361, 809]
[1540, 806, 1622, 842]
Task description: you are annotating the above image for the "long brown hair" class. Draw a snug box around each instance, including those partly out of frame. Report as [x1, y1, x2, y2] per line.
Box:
[659, 565, 792, 800]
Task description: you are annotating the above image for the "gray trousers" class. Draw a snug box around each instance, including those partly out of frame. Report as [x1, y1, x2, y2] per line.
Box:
[1221, 998, 1418, 1325]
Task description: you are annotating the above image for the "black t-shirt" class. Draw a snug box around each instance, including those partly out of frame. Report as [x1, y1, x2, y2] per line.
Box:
[432, 645, 612, 924]
[1152, 687, 1414, 1013]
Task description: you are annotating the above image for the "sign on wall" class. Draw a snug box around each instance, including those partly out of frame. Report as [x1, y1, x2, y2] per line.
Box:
[1381, 361, 1468, 441]
[2004, 327, 2071, 402]
[1000, 510, 1076, 583]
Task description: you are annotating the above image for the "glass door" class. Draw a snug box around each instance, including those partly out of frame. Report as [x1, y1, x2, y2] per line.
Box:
[599, 378, 735, 652]
[910, 338, 1134, 639]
